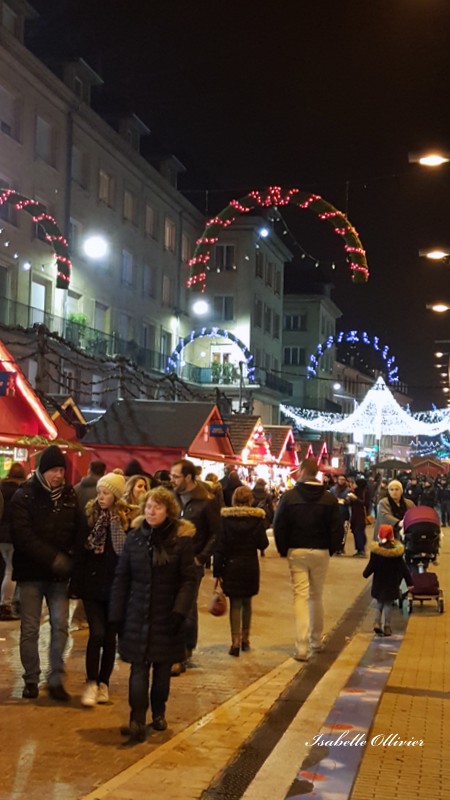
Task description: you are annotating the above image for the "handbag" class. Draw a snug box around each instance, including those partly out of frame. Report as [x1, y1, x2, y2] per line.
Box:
[365, 513, 375, 526]
[208, 578, 227, 617]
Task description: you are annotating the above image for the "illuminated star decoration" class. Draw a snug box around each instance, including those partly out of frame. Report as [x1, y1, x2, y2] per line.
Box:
[187, 186, 369, 292]
[281, 376, 450, 438]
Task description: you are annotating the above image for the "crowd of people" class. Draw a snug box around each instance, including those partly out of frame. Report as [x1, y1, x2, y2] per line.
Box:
[0, 448, 444, 746]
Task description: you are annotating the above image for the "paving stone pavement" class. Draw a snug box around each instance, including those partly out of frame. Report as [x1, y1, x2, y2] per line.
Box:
[0, 540, 369, 800]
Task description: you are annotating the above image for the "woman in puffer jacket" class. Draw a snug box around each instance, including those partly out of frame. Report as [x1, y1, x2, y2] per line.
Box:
[109, 486, 197, 746]
[214, 485, 269, 656]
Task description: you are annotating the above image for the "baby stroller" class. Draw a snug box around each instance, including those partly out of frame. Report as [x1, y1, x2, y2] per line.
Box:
[402, 506, 443, 614]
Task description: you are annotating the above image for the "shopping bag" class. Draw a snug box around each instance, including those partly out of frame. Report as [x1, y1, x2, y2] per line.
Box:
[208, 579, 227, 616]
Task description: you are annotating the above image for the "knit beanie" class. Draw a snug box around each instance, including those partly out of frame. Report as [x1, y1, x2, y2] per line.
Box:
[97, 472, 126, 499]
[378, 524, 394, 542]
[388, 480, 403, 492]
[38, 445, 67, 474]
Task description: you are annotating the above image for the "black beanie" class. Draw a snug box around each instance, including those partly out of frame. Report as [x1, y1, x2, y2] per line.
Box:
[38, 445, 66, 474]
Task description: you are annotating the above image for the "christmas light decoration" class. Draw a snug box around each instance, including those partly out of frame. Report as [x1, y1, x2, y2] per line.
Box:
[281, 377, 450, 438]
[0, 189, 71, 288]
[167, 328, 255, 381]
[187, 185, 369, 292]
[307, 330, 400, 383]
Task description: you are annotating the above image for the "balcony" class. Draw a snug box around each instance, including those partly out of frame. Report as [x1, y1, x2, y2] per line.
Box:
[177, 360, 293, 396]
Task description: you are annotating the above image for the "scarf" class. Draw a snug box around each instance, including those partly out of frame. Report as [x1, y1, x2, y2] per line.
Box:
[35, 468, 64, 506]
[142, 518, 173, 566]
[85, 509, 126, 555]
[387, 493, 407, 520]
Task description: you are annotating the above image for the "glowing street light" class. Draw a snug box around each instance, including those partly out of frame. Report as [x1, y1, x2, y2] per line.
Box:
[428, 303, 450, 313]
[192, 298, 209, 316]
[419, 248, 450, 261]
[409, 151, 450, 167]
[83, 235, 108, 259]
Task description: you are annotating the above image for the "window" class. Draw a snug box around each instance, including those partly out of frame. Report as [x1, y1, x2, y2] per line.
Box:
[273, 312, 280, 339]
[142, 264, 155, 297]
[274, 270, 281, 295]
[35, 116, 54, 165]
[181, 233, 191, 263]
[123, 189, 138, 224]
[265, 261, 274, 287]
[0, 83, 19, 140]
[264, 304, 272, 334]
[118, 312, 131, 341]
[255, 348, 261, 369]
[265, 353, 271, 371]
[254, 297, 262, 328]
[145, 203, 157, 238]
[141, 322, 155, 350]
[94, 301, 108, 332]
[62, 367, 76, 394]
[273, 357, 279, 374]
[71, 146, 87, 188]
[98, 169, 115, 207]
[68, 218, 82, 252]
[213, 295, 234, 321]
[162, 275, 172, 307]
[255, 250, 264, 277]
[284, 313, 307, 331]
[283, 347, 306, 366]
[73, 76, 84, 99]
[0, 177, 17, 224]
[215, 244, 236, 271]
[120, 250, 134, 286]
[164, 216, 176, 251]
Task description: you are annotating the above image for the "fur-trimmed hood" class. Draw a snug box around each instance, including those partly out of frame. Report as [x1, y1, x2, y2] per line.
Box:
[370, 539, 405, 557]
[131, 514, 195, 537]
[221, 506, 265, 519]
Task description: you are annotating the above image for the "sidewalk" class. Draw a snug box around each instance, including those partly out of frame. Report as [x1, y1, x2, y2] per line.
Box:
[0, 538, 370, 800]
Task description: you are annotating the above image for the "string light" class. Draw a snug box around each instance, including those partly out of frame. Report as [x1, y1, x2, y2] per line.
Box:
[307, 330, 400, 384]
[0, 189, 71, 288]
[187, 185, 369, 292]
[166, 327, 255, 381]
[281, 377, 450, 437]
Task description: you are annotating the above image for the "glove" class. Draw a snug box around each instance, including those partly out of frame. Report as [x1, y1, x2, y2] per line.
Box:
[52, 552, 73, 578]
[169, 611, 185, 634]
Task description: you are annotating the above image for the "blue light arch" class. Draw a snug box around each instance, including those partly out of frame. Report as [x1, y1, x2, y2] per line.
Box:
[307, 330, 400, 384]
[167, 327, 255, 381]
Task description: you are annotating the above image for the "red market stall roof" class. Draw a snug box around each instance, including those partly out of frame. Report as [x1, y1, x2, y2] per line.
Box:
[265, 425, 299, 468]
[0, 340, 57, 443]
[411, 456, 446, 478]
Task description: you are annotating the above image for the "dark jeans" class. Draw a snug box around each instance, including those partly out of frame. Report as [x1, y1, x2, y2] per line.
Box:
[18, 580, 69, 686]
[352, 524, 367, 554]
[184, 564, 204, 652]
[128, 660, 172, 725]
[83, 599, 117, 685]
[441, 501, 450, 525]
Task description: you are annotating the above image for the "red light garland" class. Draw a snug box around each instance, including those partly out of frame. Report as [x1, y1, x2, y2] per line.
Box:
[187, 185, 369, 292]
[0, 189, 71, 288]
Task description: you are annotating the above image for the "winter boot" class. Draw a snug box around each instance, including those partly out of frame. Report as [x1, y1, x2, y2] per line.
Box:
[229, 634, 240, 657]
[373, 613, 383, 636]
[121, 721, 147, 747]
[241, 630, 250, 651]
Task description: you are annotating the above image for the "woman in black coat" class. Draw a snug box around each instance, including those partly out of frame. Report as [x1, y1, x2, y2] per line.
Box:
[109, 486, 197, 746]
[214, 486, 269, 656]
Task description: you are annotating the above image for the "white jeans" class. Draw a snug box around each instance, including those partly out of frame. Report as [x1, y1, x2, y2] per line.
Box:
[287, 548, 330, 657]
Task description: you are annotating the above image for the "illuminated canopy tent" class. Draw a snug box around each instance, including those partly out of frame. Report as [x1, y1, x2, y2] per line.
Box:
[281, 377, 450, 438]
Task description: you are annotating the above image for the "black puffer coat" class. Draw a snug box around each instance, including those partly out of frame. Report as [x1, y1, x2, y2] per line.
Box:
[213, 506, 268, 597]
[109, 517, 197, 664]
[363, 540, 412, 603]
[274, 482, 344, 557]
[11, 475, 82, 582]
[0, 479, 22, 544]
[177, 481, 220, 565]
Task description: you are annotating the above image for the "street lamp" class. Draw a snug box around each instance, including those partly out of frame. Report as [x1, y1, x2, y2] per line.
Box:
[192, 298, 210, 316]
[83, 235, 108, 259]
[419, 248, 450, 261]
[427, 303, 450, 313]
[409, 151, 450, 167]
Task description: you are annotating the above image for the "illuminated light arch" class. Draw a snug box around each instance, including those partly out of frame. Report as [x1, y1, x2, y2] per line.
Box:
[0, 189, 71, 288]
[307, 330, 400, 384]
[167, 327, 255, 381]
[187, 185, 368, 292]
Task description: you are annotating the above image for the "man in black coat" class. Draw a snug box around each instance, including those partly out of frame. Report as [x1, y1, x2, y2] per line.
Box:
[170, 459, 220, 673]
[273, 457, 344, 662]
[11, 445, 83, 701]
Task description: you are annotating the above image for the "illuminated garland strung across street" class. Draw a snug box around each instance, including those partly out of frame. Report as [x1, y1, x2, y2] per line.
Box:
[281, 377, 450, 438]
[187, 185, 369, 292]
[166, 327, 255, 381]
[307, 330, 400, 383]
[409, 439, 450, 458]
[0, 189, 71, 288]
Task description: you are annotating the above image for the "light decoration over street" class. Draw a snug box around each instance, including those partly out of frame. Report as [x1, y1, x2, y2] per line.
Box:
[281, 377, 450, 438]
[307, 330, 400, 384]
[0, 189, 71, 288]
[187, 185, 369, 292]
[166, 328, 255, 381]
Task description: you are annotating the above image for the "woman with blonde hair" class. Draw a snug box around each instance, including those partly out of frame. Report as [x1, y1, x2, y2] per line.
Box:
[214, 485, 269, 656]
[123, 475, 150, 518]
[109, 487, 197, 745]
[71, 471, 132, 707]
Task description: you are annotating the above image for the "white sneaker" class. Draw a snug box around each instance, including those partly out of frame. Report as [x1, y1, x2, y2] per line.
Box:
[96, 682, 109, 704]
[81, 681, 98, 707]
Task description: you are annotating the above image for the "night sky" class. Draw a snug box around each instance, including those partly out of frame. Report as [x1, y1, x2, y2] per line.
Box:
[29, 0, 450, 409]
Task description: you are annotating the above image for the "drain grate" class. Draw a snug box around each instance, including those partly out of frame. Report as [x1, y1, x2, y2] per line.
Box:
[201, 584, 373, 800]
